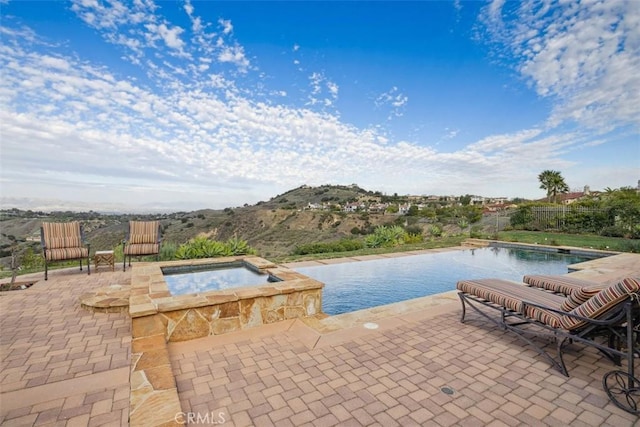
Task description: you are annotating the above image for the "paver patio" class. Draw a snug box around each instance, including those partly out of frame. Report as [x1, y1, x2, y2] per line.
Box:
[1, 250, 639, 426]
[0, 268, 131, 426]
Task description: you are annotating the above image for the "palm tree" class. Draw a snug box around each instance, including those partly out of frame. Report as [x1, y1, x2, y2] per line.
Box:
[538, 170, 569, 203]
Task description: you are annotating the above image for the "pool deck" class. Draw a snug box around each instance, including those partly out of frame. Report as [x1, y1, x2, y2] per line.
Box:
[1, 247, 639, 426]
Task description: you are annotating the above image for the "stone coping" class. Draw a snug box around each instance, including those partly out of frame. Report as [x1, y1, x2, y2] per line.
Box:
[129, 256, 322, 318]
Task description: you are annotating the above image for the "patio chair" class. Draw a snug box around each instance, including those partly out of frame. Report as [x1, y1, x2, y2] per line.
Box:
[457, 277, 640, 414]
[123, 220, 162, 271]
[40, 221, 90, 281]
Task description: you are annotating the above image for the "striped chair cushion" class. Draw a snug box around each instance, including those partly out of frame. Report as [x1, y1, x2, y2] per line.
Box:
[129, 221, 159, 244]
[523, 274, 604, 295]
[559, 278, 640, 330]
[124, 243, 159, 256]
[560, 284, 609, 311]
[46, 247, 89, 261]
[42, 222, 83, 249]
[457, 278, 566, 328]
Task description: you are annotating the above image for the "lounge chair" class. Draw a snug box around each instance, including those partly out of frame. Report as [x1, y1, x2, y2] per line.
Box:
[123, 220, 162, 271]
[457, 277, 640, 414]
[40, 221, 90, 281]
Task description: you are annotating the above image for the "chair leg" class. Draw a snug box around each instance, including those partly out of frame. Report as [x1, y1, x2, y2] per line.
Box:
[87, 254, 91, 275]
[123, 255, 127, 272]
[44, 259, 48, 281]
[80, 258, 83, 272]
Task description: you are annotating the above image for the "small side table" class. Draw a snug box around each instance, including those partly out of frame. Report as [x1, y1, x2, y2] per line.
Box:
[94, 250, 115, 272]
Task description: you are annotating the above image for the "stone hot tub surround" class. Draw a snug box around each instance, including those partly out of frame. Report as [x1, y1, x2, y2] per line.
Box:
[128, 256, 324, 425]
[129, 256, 324, 341]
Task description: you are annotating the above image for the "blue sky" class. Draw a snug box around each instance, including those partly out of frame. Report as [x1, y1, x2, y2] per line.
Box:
[1, 0, 638, 212]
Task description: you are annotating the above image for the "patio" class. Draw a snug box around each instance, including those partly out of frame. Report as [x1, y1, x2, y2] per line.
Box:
[1, 251, 639, 426]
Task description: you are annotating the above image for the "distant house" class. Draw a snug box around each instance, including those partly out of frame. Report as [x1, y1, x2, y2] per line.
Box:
[342, 202, 365, 213]
[368, 203, 389, 213]
[537, 186, 598, 204]
[305, 202, 323, 210]
[398, 203, 411, 215]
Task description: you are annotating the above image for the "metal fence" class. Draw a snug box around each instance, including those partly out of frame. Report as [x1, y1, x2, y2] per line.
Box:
[530, 206, 605, 230]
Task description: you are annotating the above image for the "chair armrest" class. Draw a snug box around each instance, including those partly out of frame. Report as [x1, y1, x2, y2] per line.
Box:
[40, 227, 47, 250]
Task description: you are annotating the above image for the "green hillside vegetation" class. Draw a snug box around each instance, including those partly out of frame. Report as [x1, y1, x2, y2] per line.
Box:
[1, 184, 638, 277]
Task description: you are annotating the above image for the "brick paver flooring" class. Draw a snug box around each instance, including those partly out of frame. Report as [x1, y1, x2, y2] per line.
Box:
[0, 268, 131, 426]
[171, 308, 639, 427]
[2, 254, 640, 426]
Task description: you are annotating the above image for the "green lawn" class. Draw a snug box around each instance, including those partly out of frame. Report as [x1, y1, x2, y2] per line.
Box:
[496, 231, 639, 253]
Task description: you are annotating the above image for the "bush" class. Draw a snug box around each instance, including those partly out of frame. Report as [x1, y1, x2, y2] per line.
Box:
[403, 233, 423, 244]
[364, 225, 407, 248]
[429, 225, 442, 237]
[159, 242, 178, 261]
[470, 225, 483, 239]
[175, 236, 256, 260]
[600, 226, 625, 238]
[405, 225, 423, 236]
[293, 239, 364, 255]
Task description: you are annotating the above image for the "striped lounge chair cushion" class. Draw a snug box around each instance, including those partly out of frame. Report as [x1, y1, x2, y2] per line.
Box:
[523, 274, 608, 295]
[42, 222, 83, 249]
[559, 277, 640, 330]
[457, 279, 566, 328]
[561, 284, 610, 311]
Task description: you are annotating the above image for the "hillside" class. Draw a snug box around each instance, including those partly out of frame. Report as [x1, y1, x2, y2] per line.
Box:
[0, 184, 398, 269]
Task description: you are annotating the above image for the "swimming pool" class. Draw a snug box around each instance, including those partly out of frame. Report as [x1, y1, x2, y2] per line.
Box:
[292, 247, 597, 315]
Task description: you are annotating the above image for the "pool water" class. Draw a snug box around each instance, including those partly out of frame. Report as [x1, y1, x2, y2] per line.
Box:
[164, 265, 270, 296]
[292, 247, 596, 315]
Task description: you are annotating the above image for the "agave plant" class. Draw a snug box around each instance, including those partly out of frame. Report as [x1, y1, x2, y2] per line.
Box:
[225, 236, 254, 255]
[174, 235, 255, 259]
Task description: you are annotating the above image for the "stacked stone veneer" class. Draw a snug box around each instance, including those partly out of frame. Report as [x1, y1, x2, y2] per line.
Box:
[128, 256, 324, 426]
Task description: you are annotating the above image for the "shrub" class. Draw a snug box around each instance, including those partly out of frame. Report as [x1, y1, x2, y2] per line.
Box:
[403, 233, 423, 244]
[159, 242, 178, 261]
[470, 225, 483, 239]
[429, 225, 442, 237]
[600, 226, 625, 238]
[175, 236, 255, 259]
[405, 224, 423, 236]
[364, 225, 407, 248]
[293, 239, 364, 255]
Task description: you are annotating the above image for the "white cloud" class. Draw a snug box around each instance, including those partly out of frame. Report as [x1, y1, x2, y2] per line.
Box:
[375, 86, 408, 119]
[482, 0, 640, 133]
[1, 2, 637, 212]
[219, 18, 233, 35]
[307, 72, 338, 107]
[218, 45, 249, 72]
[146, 22, 186, 52]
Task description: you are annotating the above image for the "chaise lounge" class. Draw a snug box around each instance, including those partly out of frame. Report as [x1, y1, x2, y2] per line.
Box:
[457, 277, 640, 414]
[40, 221, 91, 281]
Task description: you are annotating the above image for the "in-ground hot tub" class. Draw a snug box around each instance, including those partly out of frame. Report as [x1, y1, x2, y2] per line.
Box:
[129, 256, 324, 342]
[162, 261, 276, 296]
